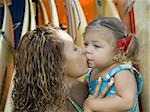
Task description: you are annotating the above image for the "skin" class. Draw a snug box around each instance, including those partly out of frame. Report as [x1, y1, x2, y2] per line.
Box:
[10, 26, 113, 112]
[84, 29, 115, 71]
[56, 29, 113, 112]
[56, 29, 88, 112]
[83, 27, 138, 112]
[57, 29, 88, 78]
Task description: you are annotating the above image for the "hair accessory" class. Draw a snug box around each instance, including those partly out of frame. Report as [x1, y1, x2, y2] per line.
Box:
[116, 34, 132, 51]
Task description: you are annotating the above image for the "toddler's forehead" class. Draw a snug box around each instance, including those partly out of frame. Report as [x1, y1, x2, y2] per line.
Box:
[85, 25, 113, 35]
[85, 27, 114, 38]
[84, 28, 116, 46]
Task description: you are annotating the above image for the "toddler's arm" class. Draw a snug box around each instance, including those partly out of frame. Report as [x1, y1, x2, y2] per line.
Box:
[83, 70, 137, 112]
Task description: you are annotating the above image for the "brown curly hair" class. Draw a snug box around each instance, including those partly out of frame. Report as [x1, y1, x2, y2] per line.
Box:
[12, 24, 68, 112]
[84, 17, 139, 64]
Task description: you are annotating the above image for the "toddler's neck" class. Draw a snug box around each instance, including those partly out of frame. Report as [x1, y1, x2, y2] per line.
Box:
[91, 63, 122, 80]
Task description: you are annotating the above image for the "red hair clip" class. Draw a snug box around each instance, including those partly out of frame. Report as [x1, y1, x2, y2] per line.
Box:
[116, 34, 132, 51]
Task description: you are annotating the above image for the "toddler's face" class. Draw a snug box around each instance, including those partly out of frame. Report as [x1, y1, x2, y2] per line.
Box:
[84, 27, 116, 69]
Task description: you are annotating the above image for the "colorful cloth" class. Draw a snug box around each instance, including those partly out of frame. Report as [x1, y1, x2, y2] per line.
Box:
[86, 64, 142, 112]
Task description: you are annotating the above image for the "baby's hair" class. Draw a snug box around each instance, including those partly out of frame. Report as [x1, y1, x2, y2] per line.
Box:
[84, 17, 139, 64]
[12, 24, 68, 112]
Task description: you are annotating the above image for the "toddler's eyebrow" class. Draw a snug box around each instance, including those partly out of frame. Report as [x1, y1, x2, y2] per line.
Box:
[91, 40, 103, 43]
[84, 40, 102, 43]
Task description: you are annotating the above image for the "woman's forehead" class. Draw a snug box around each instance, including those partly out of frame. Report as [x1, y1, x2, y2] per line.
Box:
[57, 29, 73, 42]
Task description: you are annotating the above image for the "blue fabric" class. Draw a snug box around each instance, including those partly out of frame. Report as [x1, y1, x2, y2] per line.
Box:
[0, 0, 25, 48]
[86, 64, 142, 112]
[10, 0, 25, 48]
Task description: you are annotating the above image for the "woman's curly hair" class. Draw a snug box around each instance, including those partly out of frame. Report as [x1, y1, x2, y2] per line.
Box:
[12, 24, 68, 112]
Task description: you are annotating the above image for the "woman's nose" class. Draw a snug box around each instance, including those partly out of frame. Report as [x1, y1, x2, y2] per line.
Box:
[81, 48, 86, 55]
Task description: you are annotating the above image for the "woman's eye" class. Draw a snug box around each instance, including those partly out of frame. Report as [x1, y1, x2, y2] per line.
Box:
[73, 46, 78, 51]
[74, 47, 77, 51]
[84, 42, 88, 46]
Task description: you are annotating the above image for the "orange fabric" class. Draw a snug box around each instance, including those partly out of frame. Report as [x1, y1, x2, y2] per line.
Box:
[129, 7, 136, 33]
[55, 0, 95, 25]
[55, 0, 67, 25]
[1, 59, 14, 110]
[38, 4, 43, 26]
[38, 0, 95, 26]
[38, 0, 51, 26]
[37, 0, 135, 33]
[43, 0, 51, 20]
[79, 0, 94, 23]
[113, 0, 135, 33]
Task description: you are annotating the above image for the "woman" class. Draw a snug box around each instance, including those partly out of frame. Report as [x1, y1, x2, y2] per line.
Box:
[12, 24, 112, 112]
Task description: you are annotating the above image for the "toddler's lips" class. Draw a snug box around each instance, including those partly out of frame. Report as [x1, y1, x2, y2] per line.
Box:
[87, 61, 94, 68]
[87, 59, 94, 67]
[87, 59, 93, 63]
[87, 60, 93, 64]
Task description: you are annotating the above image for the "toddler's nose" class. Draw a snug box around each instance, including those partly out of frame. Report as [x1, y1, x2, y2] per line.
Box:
[85, 46, 93, 54]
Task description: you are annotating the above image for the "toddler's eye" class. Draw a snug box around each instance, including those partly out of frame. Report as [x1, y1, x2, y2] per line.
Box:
[94, 44, 101, 48]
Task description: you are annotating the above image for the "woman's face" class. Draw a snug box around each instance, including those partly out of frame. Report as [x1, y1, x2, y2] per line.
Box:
[56, 30, 88, 78]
